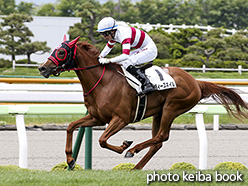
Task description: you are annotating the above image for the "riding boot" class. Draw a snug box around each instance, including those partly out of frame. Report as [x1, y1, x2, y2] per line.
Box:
[126, 65, 154, 94]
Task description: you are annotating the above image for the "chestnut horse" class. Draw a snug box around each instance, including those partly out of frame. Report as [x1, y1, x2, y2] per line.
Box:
[39, 37, 248, 170]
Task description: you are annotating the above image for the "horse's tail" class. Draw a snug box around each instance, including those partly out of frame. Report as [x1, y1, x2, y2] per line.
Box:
[197, 80, 248, 120]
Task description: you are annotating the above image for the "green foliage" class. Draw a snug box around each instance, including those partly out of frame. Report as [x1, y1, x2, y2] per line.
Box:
[217, 48, 248, 61]
[16, 2, 34, 15]
[16, 59, 37, 64]
[0, 13, 51, 64]
[149, 29, 172, 59]
[169, 28, 203, 48]
[0, 58, 11, 68]
[119, 0, 141, 23]
[51, 162, 83, 171]
[214, 162, 247, 171]
[2, 0, 248, 30]
[0, 0, 15, 15]
[207, 28, 226, 39]
[169, 43, 187, 59]
[0, 13, 33, 61]
[67, 0, 104, 45]
[0, 165, 21, 171]
[169, 162, 196, 170]
[36, 3, 57, 16]
[112, 163, 135, 170]
[17, 41, 51, 64]
[56, 0, 83, 17]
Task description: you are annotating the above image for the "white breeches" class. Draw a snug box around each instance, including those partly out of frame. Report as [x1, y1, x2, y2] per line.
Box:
[118, 40, 158, 69]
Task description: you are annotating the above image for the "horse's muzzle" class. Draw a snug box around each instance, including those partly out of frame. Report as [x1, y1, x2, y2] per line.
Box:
[38, 65, 54, 78]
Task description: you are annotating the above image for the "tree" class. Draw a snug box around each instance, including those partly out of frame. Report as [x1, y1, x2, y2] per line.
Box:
[119, 0, 140, 23]
[136, 0, 160, 24]
[16, 41, 51, 64]
[36, 3, 58, 16]
[56, 0, 85, 17]
[0, 13, 51, 63]
[206, 0, 248, 29]
[187, 38, 226, 64]
[68, 0, 110, 45]
[217, 31, 248, 61]
[175, 0, 202, 25]
[0, 0, 15, 15]
[225, 32, 248, 53]
[169, 28, 203, 48]
[0, 13, 33, 62]
[149, 28, 172, 59]
[16, 1, 34, 15]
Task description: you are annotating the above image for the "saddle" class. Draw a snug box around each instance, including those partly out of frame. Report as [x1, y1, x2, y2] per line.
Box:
[122, 65, 177, 94]
[137, 62, 153, 71]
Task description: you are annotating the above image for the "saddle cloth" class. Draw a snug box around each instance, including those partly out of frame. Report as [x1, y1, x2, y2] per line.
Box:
[122, 65, 177, 94]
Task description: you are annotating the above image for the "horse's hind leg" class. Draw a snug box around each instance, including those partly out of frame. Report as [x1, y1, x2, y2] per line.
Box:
[66, 114, 104, 169]
[98, 116, 132, 154]
[132, 112, 163, 170]
[125, 108, 177, 158]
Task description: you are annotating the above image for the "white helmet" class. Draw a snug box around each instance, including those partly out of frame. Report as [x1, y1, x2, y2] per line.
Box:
[97, 17, 118, 32]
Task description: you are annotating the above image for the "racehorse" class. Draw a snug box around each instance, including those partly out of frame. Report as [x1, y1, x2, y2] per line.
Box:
[38, 36, 248, 170]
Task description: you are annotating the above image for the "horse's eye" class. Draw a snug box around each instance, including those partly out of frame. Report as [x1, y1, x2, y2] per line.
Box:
[58, 50, 65, 55]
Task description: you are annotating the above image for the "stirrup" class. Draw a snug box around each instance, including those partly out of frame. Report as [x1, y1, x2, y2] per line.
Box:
[139, 83, 154, 95]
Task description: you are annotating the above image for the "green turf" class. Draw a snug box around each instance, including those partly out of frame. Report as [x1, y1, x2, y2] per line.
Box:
[0, 165, 247, 186]
[1, 67, 248, 79]
[1, 112, 248, 126]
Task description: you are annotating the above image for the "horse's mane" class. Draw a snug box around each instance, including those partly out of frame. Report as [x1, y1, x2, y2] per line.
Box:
[76, 41, 100, 58]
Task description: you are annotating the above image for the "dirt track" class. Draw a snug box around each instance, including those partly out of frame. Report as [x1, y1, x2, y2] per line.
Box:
[0, 130, 247, 171]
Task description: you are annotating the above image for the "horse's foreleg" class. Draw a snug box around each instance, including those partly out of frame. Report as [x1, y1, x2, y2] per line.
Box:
[98, 116, 130, 154]
[133, 113, 163, 170]
[66, 114, 104, 168]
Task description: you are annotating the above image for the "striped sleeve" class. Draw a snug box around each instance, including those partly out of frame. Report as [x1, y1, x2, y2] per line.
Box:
[100, 40, 116, 57]
[122, 38, 131, 55]
[107, 40, 116, 48]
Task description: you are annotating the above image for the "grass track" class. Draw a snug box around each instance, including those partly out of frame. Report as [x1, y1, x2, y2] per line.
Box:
[1, 113, 248, 126]
[0, 166, 247, 186]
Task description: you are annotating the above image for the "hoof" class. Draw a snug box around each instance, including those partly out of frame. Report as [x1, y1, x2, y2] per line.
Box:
[125, 151, 134, 158]
[123, 140, 133, 148]
[67, 159, 76, 170]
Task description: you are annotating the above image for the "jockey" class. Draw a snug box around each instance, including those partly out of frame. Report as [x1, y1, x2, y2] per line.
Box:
[97, 17, 158, 95]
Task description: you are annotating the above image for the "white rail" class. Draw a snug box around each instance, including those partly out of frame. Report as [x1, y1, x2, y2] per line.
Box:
[130, 23, 240, 36]
[165, 64, 248, 75]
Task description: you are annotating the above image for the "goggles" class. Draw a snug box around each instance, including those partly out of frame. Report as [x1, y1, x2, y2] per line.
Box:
[101, 31, 111, 37]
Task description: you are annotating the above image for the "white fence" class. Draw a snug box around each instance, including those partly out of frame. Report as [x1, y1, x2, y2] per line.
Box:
[164, 64, 248, 75]
[130, 23, 240, 36]
[12, 60, 39, 70]
[0, 83, 84, 103]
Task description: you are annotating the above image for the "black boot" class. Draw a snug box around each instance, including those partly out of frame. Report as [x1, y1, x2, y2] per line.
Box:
[126, 65, 154, 94]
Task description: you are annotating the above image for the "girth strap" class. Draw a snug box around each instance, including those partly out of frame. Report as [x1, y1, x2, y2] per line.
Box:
[133, 95, 147, 123]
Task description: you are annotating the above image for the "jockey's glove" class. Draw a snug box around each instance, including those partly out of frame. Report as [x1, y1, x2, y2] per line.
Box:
[99, 58, 111, 64]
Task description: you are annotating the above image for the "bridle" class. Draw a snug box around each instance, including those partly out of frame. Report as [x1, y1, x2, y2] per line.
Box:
[48, 40, 101, 76]
[48, 38, 104, 96]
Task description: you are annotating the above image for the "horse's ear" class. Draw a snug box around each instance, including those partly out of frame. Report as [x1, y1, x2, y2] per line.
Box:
[63, 35, 67, 41]
[68, 36, 80, 47]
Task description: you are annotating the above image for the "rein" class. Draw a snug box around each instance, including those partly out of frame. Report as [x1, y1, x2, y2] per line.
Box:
[49, 40, 105, 96]
[83, 66, 106, 96]
[58, 63, 102, 72]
